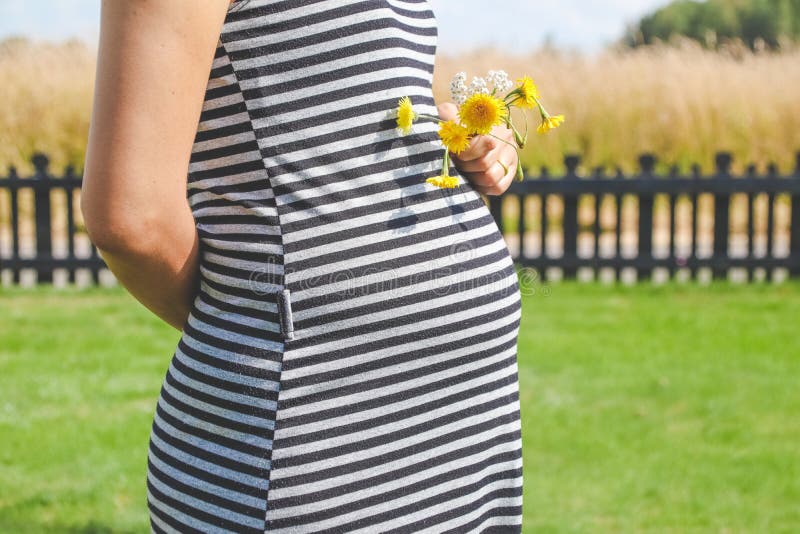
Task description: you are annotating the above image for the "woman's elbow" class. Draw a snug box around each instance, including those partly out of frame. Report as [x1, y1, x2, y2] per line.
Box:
[80, 190, 155, 255]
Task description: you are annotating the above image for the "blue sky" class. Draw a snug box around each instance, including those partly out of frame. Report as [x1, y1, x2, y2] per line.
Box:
[0, 0, 670, 53]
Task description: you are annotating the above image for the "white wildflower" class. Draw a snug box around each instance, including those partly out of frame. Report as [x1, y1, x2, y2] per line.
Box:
[487, 69, 513, 93]
[450, 70, 513, 104]
[468, 76, 489, 96]
[449, 71, 468, 105]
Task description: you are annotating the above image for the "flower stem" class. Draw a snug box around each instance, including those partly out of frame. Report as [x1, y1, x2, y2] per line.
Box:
[487, 132, 520, 152]
[522, 109, 529, 140]
[533, 97, 550, 119]
[505, 117, 527, 149]
[515, 158, 525, 182]
[504, 89, 520, 104]
[416, 113, 445, 123]
[441, 147, 450, 176]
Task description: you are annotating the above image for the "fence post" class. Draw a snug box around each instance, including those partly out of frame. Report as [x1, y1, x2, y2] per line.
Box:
[713, 152, 732, 280]
[690, 164, 701, 280]
[745, 163, 757, 282]
[637, 153, 656, 281]
[7, 166, 20, 284]
[488, 192, 503, 235]
[562, 155, 581, 279]
[539, 166, 550, 282]
[517, 188, 526, 261]
[765, 162, 777, 282]
[592, 166, 604, 278]
[668, 165, 679, 281]
[791, 152, 800, 278]
[614, 167, 624, 282]
[65, 164, 78, 284]
[32, 153, 53, 284]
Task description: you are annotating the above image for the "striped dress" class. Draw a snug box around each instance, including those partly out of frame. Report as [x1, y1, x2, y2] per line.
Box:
[145, 1, 524, 532]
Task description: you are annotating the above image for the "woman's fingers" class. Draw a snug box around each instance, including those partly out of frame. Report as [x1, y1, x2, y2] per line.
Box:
[458, 144, 518, 195]
[451, 134, 495, 162]
[470, 159, 517, 195]
[455, 143, 511, 173]
[451, 121, 515, 163]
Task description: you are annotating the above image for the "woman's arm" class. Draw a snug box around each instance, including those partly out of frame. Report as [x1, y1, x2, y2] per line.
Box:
[81, 0, 231, 331]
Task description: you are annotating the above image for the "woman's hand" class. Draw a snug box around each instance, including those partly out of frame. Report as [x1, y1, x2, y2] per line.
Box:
[437, 102, 518, 196]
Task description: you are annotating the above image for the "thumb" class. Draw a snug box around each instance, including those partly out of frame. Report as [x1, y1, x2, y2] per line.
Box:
[437, 101, 459, 122]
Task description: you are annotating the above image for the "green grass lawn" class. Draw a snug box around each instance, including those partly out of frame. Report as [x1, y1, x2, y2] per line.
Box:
[1, 280, 799, 533]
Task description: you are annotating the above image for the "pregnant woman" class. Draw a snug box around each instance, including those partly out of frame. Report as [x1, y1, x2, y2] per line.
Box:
[81, 0, 523, 532]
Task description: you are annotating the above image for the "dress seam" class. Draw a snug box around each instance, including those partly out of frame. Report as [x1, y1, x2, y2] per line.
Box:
[218, 36, 290, 529]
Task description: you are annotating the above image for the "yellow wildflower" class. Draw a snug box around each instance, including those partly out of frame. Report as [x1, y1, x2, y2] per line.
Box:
[513, 76, 539, 109]
[438, 120, 471, 155]
[396, 96, 416, 135]
[457, 92, 509, 135]
[426, 175, 461, 188]
[537, 114, 565, 134]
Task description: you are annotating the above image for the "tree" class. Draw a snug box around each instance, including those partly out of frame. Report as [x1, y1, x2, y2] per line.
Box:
[625, 0, 800, 50]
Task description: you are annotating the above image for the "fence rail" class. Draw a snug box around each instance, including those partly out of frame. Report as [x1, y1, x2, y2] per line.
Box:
[1, 151, 799, 286]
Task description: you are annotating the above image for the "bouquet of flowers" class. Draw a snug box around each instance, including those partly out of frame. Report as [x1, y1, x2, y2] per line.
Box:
[395, 70, 564, 188]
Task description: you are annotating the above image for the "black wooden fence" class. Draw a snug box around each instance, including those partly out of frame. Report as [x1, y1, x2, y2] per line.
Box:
[0, 154, 103, 285]
[1, 151, 799, 286]
[487, 152, 800, 282]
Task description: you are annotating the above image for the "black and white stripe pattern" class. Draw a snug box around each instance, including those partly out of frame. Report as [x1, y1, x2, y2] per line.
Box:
[146, 1, 523, 532]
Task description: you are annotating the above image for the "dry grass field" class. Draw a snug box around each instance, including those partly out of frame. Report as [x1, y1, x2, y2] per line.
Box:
[1, 36, 799, 176]
[0, 37, 95, 176]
